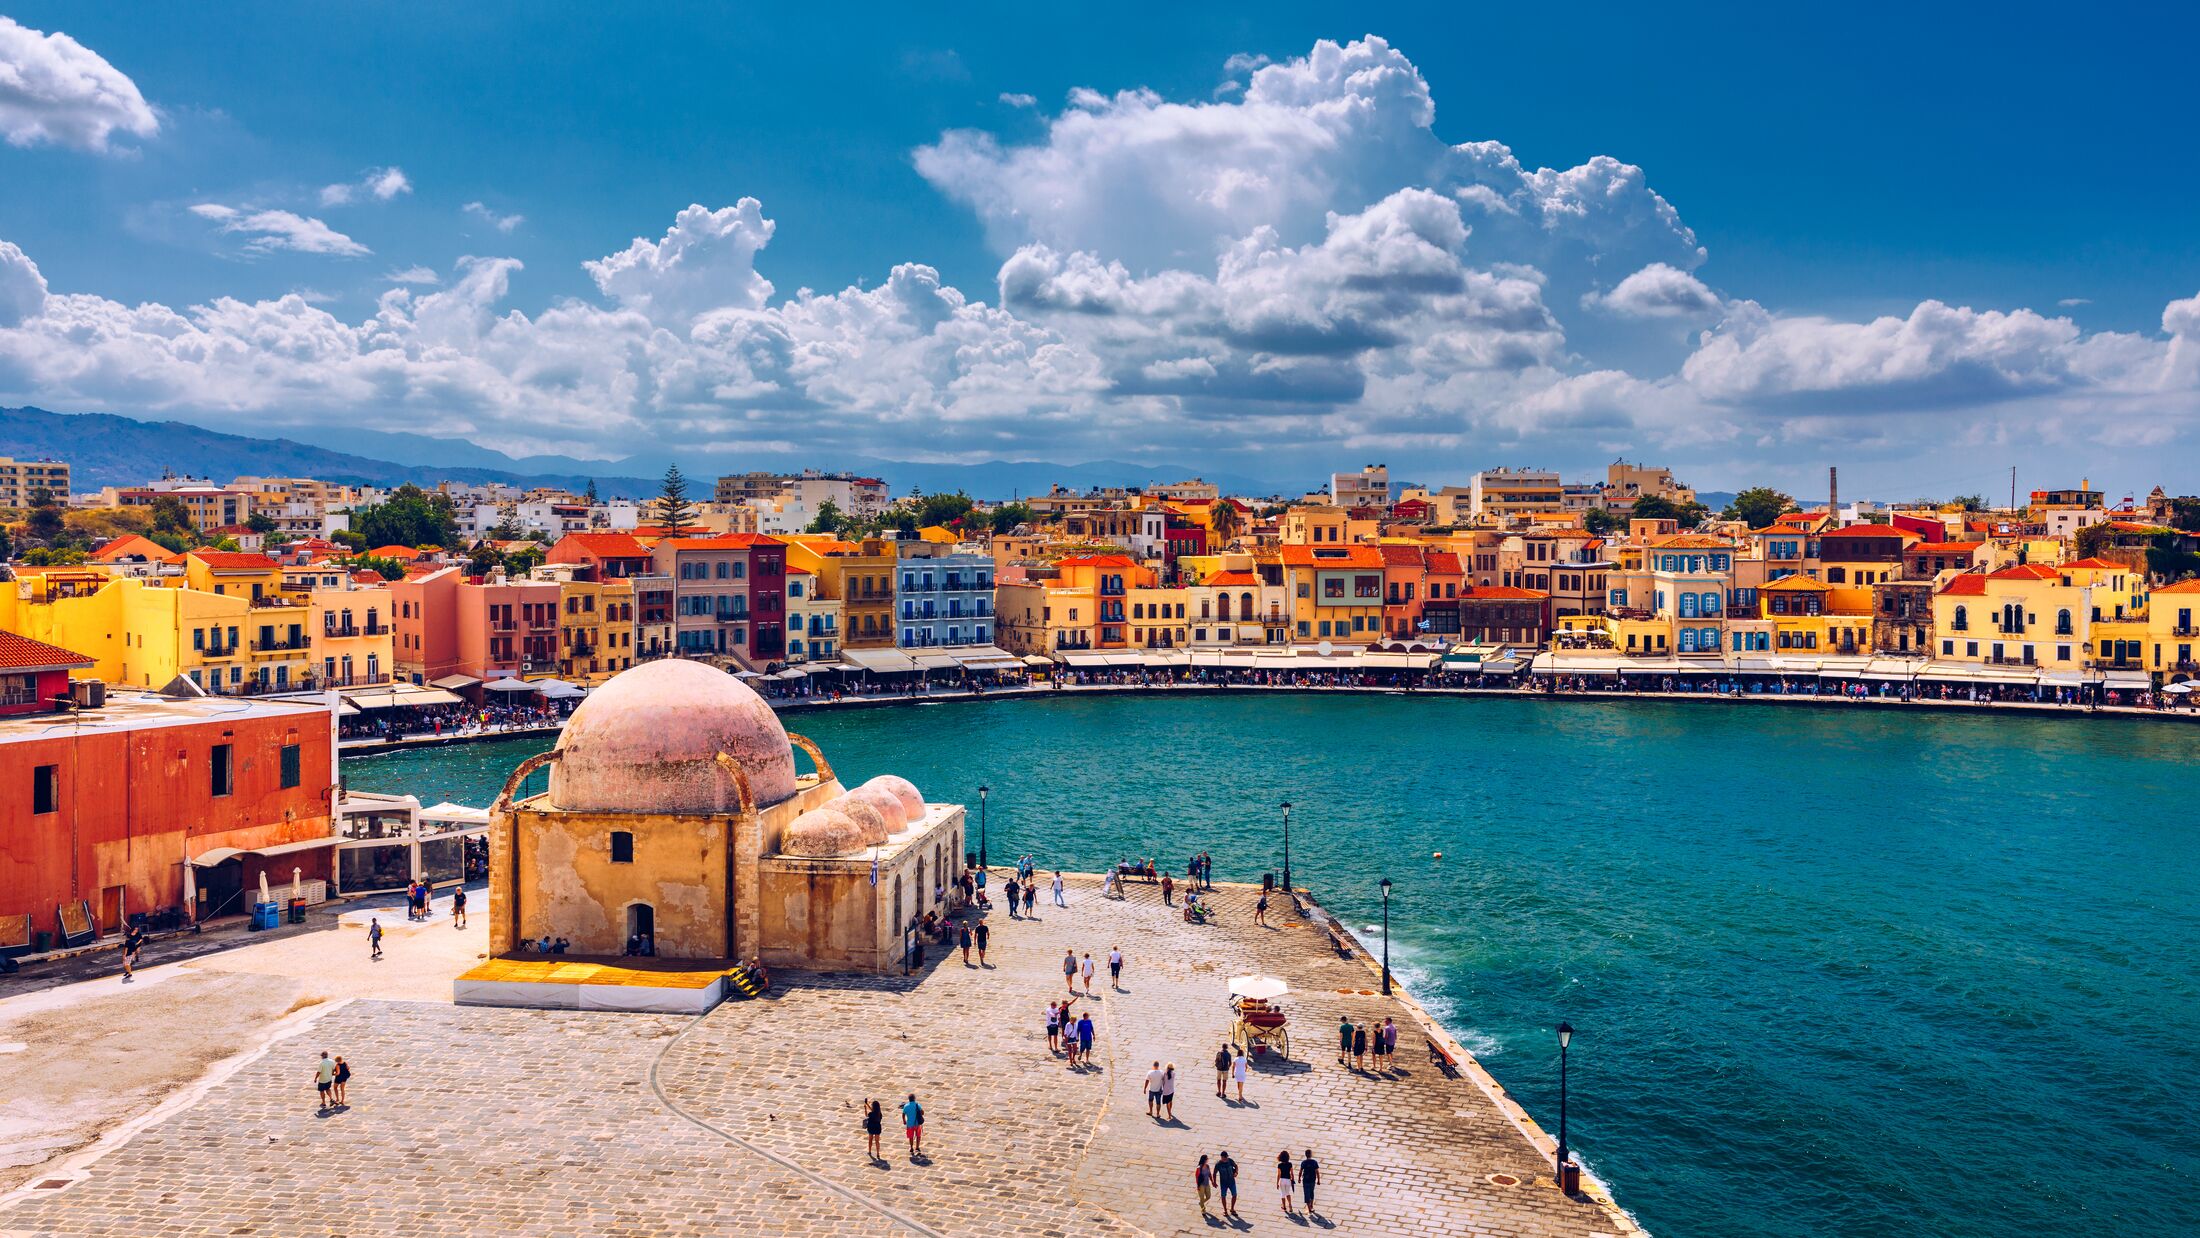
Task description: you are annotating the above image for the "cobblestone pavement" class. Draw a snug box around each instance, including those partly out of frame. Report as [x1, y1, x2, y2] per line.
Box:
[660, 876, 1625, 1237]
[2, 876, 1626, 1237]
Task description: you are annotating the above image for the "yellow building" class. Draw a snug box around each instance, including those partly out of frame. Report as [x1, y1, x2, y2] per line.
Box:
[0, 576, 295, 693]
[2141, 578, 2200, 681]
[1280, 544, 1385, 644]
[779, 536, 897, 648]
[308, 585, 392, 688]
[1127, 584, 1189, 649]
[1927, 561, 2136, 671]
[179, 550, 286, 603]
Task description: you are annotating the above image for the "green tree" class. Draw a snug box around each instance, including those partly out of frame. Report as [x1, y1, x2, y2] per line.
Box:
[488, 502, 524, 541]
[504, 543, 546, 576]
[988, 501, 1034, 535]
[147, 496, 195, 538]
[2167, 496, 2200, 533]
[20, 546, 86, 566]
[351, 554, 409, 581]
[0, 524, 11, 559]
[1950, 494, 1987, 512]
[331, 528, 367, 551]
[245, 512, 278, 535]
[207, 535, 242, 552]
[2072, 522, 2115, 560]
[466, 542, 503, 574]
[914, 491, 976, 530]
[25, 489, 65, 545]
[805, 499, 846, 535]
[1722, 486, 1797, 529]
[583, 477, 600, 503]
[351, 483, 460, 549]
[1582, 507, 1620, 535]
[654, 464, 698, 532]
[1631, 494, 1709, 527]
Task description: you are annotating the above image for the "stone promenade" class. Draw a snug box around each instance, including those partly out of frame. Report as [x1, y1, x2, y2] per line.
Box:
[0, 877, 1630, 1237]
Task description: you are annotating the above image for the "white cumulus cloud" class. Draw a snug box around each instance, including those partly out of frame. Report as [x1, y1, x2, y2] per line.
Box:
[1584, 262, 1723, 319]
[189, 204, 371, 257]
[0, 16, 157, 153]
[321, 166, 412, 206]
[463, 201, 525, 233]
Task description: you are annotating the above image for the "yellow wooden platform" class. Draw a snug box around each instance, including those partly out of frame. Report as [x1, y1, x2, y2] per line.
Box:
[459, 955, 732, 989]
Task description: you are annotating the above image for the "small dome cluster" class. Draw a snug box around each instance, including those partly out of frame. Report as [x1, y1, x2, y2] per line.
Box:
[781, 775, 928, 858]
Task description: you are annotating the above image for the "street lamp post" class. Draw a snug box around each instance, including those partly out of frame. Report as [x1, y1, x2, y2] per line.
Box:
[1556, 1021, 1575, 1185]
[1379, 877, 1393, 995]
[1279, 800, 1293, 894]
[977, 784, 989, 869]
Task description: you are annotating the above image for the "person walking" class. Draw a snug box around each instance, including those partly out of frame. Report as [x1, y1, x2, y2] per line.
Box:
[973, 920, 989, 966]
[1338, 1015, 1354, 1067]
[901, 1093, 925, 1157]
[1214, 1043, 1232, 1097]
[452, 885, 467, 929]
[1080, 951, 1095, 995]
[1075, 1010, 1096, 1065]
[1160, 873, 1174, 905]
[958, 922, 974, 966]
[1276, 1149, 1297, 1215]
[1299, 1147, 1321, 1215]
[368, 917, 383, 961]
[1194, 1154, 1215, 1218]
[1161, 1062, 1177, 1120]
[1005, 877, 1021, 919]
[1380, 1016, 1399, 1070]
[1352, 1020, 1370, 1071]
[313, 1051, 337, 1114]
[1215, 1150, 1240, 1219]
[1022, 882, 1036, 917]
[1145, 1061, 1165, 1117]
[1254, 890, 1269, 926]
[121, 921, 145, 982]
[1108, 945, 1123, 989]
[1062, 948, 1078, 994]
[863, 1098, 884, 1161]
[331, 1055, 351, 1107]
[1230, 1048, 1250, 1102]
[1051, 870, 1066, 908]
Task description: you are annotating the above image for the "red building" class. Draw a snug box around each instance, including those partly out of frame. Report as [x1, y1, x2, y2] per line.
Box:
[0, 633, 93, 717]
[1, 690, 337, 947]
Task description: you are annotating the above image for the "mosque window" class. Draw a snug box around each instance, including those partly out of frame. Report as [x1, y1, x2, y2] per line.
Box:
[610, 831, 635, 863]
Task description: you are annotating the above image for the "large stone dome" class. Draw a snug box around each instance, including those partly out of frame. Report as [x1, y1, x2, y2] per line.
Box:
[548, 659, 799, 814]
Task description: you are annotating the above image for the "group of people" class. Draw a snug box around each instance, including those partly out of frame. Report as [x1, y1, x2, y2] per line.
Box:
[1047, 996, 1099, 1067]
[339, 699, 576, 745]
[1528, 671, 2184, 711]
[1193, 1148, 1322, 1221]
[860, 1093, 930, 1160]
[1340, 1015, 1402, 1071]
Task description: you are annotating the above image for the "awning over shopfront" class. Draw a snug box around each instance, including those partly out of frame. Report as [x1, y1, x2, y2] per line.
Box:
[2102, 671, 2152, 689]
[429, 674, 481, 691]
[1103, 652, 1147, 667]
[1060, 651, 1110, 668]
[1815, 656, 1872, 676]
[841, 648, 920, 673]
[1143, 650, 1191, 667]
[911, 652, 963, 671]
[532, 679, 587, 699]
[1362, 652, 1435, 670]
[2036, 670, 2085, 688]
[344, 684, 464, 710]
[1020, 654, 1056, 668]
[191, 836, 345, 866]
[1534, 655, 1627, 674]
[1620, 659, 1683, 675]
[1478, 656, 1523, 674]
[1916, 661, 2041, 686]
[949, 646, 1021, 671]
[1861, 658, 1923, 681]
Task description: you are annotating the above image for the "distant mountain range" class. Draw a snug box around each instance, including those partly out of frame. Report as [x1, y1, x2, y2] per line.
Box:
[0, 406, 1286, 499]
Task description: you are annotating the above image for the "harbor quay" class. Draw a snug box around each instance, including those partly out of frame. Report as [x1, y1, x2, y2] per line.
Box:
[0, 875, 1634, 1238]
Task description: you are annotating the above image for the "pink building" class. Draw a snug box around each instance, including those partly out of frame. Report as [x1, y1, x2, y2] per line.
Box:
[391, 567, 562, 684]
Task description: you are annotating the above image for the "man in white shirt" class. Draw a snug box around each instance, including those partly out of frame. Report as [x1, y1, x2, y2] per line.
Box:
[1144, 1061, 1166, 1117]
[1108, 946, 1124, 989]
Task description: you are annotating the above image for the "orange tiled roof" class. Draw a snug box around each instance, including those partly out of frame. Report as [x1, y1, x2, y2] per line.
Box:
[92, 534, 168, 562]
[1377, 544, 1426, 568]
[1939, 574, 1988, 596]
[0, 631, 95, 671]
[1277, 545, 1385, 568]
[1987, 563, 2060, 582]
[1423, 551, 1463, 574]
[1821, 524, 1916, 540]
[2153, 578, 2200, 594]
[2058, 557, 2124, 571]
[187, 550, 280, 570]
[1057, 553, 1142, 568]
[1651, 535, 1732, 549]
[367, 544, 420, 559]
[1913, 541, 1984, 554]
[555, 532, 652, 557]
[1204, 570, 1261, 586]
[1461, 585, 1548, 600]
[1763, 575, 1831, 591]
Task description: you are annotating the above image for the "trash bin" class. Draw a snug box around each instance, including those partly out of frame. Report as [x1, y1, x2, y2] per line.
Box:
[31, 930, 51, 953]
[288, 898, 307, 925]
[249, 901, 280, 931]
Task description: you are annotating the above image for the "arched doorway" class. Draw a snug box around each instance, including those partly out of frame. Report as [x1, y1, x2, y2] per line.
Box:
[626, 902, 655, 951]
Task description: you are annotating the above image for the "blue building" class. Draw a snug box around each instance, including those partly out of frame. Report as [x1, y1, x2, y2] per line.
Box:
[895, 540, 994, 649]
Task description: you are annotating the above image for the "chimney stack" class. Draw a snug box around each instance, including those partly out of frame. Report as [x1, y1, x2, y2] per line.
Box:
[1828, 467, 1839, 519]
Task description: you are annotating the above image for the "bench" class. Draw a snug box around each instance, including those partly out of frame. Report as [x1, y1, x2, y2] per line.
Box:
[1327, 931, 1353, 959]
[1427, 1039, 1458, 1075]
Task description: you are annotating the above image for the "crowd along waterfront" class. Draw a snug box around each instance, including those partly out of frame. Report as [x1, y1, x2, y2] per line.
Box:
[346, 691, 2200, 1238]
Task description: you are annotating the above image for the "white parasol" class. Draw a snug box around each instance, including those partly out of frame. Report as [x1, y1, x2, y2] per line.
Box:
[1227, 974, 1290, 1000]
[257, 871, 272, 906]
[291, 867, 304, 905]
[2163, 681, 2195, 694]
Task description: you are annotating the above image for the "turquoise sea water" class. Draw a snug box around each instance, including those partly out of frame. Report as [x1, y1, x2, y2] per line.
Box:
[349, 693, 2200, 1237]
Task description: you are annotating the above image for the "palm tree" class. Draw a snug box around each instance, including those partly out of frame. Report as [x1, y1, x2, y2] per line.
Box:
[1208, 499, 1242, 547]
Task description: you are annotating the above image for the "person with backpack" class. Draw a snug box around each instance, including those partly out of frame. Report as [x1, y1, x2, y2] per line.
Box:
[900, 1093, 925, 1157]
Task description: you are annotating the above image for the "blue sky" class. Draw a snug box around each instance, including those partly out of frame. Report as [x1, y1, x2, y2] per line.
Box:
[1, 3, 2197, 497]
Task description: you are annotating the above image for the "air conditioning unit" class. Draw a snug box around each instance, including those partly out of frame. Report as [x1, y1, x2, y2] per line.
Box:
[72, 679, 107, 709]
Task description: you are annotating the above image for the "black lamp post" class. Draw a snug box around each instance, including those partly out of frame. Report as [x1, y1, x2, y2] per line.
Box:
[1378, 877, 1393, 995]
[1555, 1021, 1575, 1180]
[977, 784, 989, 869]
[1279, 800, 1293, 894]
